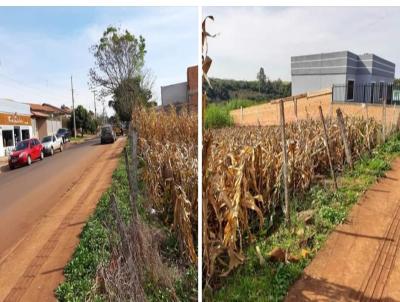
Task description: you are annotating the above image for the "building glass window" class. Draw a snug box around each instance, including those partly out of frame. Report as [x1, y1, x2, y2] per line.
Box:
[347, 80, 354, 100]
[379, 82, 384, 100]
[370, 83, 375, 103]
[2, 130, 13, 147]
[22, 129, 30, 140]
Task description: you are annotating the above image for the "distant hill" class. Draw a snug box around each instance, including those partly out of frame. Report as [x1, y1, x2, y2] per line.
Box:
[205, 77, 291, 102]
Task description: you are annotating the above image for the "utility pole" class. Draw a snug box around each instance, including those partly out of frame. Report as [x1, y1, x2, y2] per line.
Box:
[102, 99, 106, 125]
[92, 90, 97, 119]
[70, 75, 77, 138]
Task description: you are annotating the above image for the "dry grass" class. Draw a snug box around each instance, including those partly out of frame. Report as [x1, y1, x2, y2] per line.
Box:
[134, 108, 198, 264]
[95, 107, 198, 301]
[98, 195, 173, 302]
[203, 117, 385, 285]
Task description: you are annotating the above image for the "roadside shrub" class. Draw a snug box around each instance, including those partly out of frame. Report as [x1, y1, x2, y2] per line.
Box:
[224, 99, 256, 111]
[205, 103, 233, 129]
[319, 204, 347, 226]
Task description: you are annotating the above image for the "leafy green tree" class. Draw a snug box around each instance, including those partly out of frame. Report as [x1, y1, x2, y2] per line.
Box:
[205, 77, 291, 102]
[89, 26, 153, 122]
[69, 105, 98, 136]
[256, 67, 267, 92]
[108, 77, 152, 122]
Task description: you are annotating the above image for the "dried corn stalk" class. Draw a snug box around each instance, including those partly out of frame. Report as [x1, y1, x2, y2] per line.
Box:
[204, 117, 383, 284]
[133, 108, 198, 263]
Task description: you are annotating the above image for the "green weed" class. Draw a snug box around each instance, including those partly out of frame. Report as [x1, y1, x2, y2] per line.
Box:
[211, 133, 400, 302]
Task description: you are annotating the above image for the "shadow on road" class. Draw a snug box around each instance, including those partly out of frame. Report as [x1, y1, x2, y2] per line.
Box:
[0, 165, 10, 174]
[286, 274, 398, 302]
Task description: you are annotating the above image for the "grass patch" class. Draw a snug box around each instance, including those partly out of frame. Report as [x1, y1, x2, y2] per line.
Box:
[210, 133, 400, 302]
[205, 103, 233, 129]
[56, 156, 130, 301]
[56, 144, 197, 301]
[205, 99, 256, 129]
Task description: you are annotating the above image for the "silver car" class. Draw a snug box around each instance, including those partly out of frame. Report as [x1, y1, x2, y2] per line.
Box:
[41, 135, 63, 156]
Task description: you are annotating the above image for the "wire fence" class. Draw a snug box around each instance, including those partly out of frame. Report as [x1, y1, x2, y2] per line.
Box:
[333, 83, 400, 105]
[98, 125, 175, 301]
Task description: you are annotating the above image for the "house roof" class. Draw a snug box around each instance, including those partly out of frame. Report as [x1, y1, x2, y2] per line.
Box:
[29, 103, 66, 115]
[31, 110, 49, 118]
[61, 105, 72, 114]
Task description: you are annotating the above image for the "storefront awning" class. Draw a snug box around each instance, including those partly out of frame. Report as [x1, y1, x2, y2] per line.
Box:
[31, 110, 49, 118]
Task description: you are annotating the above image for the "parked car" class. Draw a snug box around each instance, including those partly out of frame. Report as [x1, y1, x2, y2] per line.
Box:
[56, 128, 71, 143]
[41, 135, 63, 156]
[100, 125, 116, 144]
[8, 138, 44, 169]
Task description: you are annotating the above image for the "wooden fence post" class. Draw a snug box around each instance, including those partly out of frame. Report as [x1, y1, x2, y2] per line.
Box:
[294, 97, 298, 122]
[336, 108, 353, 169]
[241, 106, 243, 124]
[390, 103, 397, 135]
[318, 106, 338, 191]
[382, 96, 387, 142]
[125, 125, 139, 215]
[364, 103, 371, 152]
[279, 99, 290, 226]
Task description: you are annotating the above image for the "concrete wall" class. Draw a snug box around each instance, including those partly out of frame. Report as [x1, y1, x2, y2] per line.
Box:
[161, 82, 187, 106]
[292, 74, 345, 95]
[231, 89, 399, 128]
[32, 117, 61, 139]
[46, 118, 62, 136]
[187, 65, 198, 109]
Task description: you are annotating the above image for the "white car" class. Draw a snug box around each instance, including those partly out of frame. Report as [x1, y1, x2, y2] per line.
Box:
[41, 135, 63, 156]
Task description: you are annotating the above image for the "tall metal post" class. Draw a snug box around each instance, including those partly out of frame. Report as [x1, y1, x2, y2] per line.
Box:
[93, 90, 97, 119]
[70, 75, 77, 138]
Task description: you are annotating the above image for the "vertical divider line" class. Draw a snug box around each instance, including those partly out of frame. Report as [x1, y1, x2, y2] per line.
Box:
[198, 5, 203, 302]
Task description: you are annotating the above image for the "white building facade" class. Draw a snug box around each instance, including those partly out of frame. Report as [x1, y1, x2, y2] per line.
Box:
[0, 99, 32, 157]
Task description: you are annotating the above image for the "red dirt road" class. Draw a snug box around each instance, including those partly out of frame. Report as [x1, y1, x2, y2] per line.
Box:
[286, 158, 400, 302]
[0, 137, 125, 301]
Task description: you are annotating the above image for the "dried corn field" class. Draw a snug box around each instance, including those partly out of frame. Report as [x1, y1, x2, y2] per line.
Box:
[203, 117, 389, 285]
[134, 108, 198, 263]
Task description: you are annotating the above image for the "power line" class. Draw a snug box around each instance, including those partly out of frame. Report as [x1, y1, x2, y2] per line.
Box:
[0, 73, 69, 103]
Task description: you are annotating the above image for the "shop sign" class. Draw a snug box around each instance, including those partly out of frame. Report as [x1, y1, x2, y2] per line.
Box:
[0, 112, 31, 125]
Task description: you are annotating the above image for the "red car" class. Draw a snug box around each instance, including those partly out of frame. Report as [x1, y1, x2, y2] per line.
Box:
[8, 138, 44, 169]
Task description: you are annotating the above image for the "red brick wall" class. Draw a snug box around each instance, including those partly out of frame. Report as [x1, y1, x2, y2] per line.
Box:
[187, 65, 198, 108]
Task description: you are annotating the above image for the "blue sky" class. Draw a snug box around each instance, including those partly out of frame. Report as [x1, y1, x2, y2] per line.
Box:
[203, 6, 400, 81]
[0, 7, 198, 113]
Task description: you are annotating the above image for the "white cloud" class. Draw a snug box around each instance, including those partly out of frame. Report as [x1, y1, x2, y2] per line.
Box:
[203, 7, 400, 81]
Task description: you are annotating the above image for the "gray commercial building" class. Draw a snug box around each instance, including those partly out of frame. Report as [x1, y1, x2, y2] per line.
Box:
[291, 51, 396, 102]
[161, 82, 188, 106]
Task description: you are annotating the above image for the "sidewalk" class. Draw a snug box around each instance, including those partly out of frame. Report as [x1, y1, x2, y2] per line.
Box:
[0, 157, 8, 174]
[69, 134, 98, 144]
[286, 158, 400, 302]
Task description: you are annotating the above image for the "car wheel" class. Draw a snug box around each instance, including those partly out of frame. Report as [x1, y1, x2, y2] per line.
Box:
[27, 155, 32, 166]
[60, 144, 63, 152]
[50, 147, 54, 156]
[9, 164, 14, 170]
[40, 151, 44, 160]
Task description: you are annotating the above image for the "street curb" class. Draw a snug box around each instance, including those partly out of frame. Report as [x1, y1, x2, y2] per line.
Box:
[69, 135, 98, 145]
[0, 161, 8, 174]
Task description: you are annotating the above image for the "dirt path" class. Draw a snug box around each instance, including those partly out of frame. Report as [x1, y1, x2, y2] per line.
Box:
[286, 158, 400, 302]
[0, 137, 125, 302]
